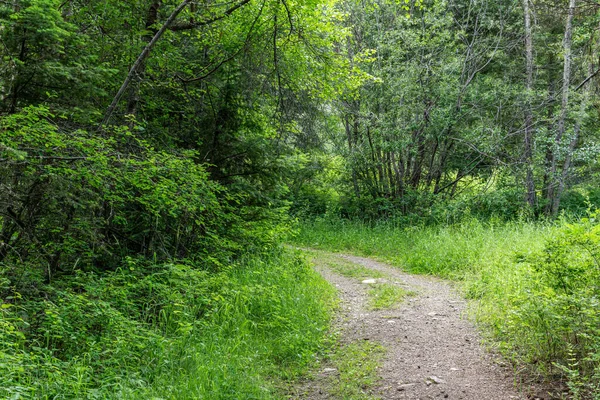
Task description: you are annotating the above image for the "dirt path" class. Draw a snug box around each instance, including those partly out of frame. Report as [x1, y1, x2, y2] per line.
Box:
[295, 250, 555, 400]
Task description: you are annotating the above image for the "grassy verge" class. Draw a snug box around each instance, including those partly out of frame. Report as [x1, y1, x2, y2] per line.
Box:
[0, 249, 336, 399]
[292, 217, 600, 396]
[293, 218, 553, 280]
[329, 341, 385, 400]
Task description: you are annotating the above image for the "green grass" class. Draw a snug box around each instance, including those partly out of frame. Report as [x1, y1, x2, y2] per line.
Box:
[0, 249, 336, 399]
[292, 218, 584, 388]
[293, 217, 553, 280]
[329, 341, 385, 400]
[367, 284, 413, 310]
[305, 248, 387, 279]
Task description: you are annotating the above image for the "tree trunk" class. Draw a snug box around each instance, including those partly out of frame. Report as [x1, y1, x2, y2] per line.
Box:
[552, 24, 598, 215]
[522, 0, 536, 210]
[546, 0, 576, 216]
[345, 115, 361, 199]
[125, 0, 162, 120]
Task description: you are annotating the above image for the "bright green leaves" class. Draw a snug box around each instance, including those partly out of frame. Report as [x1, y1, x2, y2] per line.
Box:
[534, 211, 600, 296]
[0, 106, 241, 273]
[8, 0, 75, 45]
[0, 0, 116, 116]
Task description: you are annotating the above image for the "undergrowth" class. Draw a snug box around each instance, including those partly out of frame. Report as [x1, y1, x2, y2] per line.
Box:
[0, 249, 335, 399]
[293, 216, 600, 398]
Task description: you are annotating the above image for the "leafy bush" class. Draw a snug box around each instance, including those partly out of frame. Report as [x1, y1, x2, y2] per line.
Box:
[501, 213, 600, 396]
[0, 106, 287, 285]
[0, 107, 327, 398]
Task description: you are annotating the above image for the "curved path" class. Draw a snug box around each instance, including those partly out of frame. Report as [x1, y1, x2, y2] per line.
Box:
[297, 250, 555, 400]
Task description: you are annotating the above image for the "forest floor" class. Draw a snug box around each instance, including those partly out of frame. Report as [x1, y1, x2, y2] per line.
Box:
[289, 249, 559, 400]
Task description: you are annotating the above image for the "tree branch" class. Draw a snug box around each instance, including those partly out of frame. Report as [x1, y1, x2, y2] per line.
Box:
[175, 0, 264, 83]
[169, 0, 252, 31]
[575, 66, 600, 91]
[101, 0, 193, 127]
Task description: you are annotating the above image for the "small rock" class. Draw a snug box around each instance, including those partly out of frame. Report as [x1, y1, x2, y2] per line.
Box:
[397, 383, 417, 391]
[426, 376, 446, 384]
[362, 279, 377, 284]
[387, 320, 396, 324]
[322, 368, 337, 374]
[427, 312, 437, 316]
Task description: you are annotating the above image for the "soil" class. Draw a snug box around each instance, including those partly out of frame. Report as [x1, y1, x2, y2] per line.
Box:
[293, 251, 562, 400]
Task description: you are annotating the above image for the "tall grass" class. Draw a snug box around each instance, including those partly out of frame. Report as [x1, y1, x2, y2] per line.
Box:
[292, 218, 556, 350]
[292, 218, 600, 393]
[0, 249, 335, 399]
[294, 218, 553, 279]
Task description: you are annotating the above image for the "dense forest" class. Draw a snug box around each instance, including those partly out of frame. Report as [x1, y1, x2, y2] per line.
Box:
[2, 0, 600, 398]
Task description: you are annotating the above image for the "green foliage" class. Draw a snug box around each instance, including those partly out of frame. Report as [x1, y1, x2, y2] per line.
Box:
[289, 153, 345, 218]
[0, 0, 114, 115]
[1, 0, 350, 395]
[0, 105, 327, 398]
[0, 249, 335, 398]
[0, 106, 286, 280]
[329, 341, 385, 400]
[499, 213, 600, 396]
[305, 248, 388, 279]
[367, 284, 412, 311]
[558, 187, 600, 217]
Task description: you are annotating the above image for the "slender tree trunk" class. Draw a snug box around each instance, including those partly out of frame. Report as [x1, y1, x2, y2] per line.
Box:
[542, 81, 556, 206]
[125, 0, 162, 120]
[552, 26, 598, 215]
[554, 122, 579, 214]
[522, 0, 536, 210]
[386, 152, 395, 197]
[390, 151, 404, 198]
[433, 138, 453, 195]
[425, 138, 439, 189]
[345, 115, 360, 198]
[547, 0, 576, 216]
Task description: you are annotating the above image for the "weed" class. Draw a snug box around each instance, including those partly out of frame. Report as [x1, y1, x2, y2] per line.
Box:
[329, 341, 386, 399]
[367, 284, 413, 310]
[306, 249, 387, 279]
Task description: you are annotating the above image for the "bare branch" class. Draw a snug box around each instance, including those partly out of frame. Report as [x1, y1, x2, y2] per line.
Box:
[169, 0, 252, 31]
[575, 66, 600, 91]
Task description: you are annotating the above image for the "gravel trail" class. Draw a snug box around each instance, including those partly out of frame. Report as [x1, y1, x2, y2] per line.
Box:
[298, 251, 555, 400]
